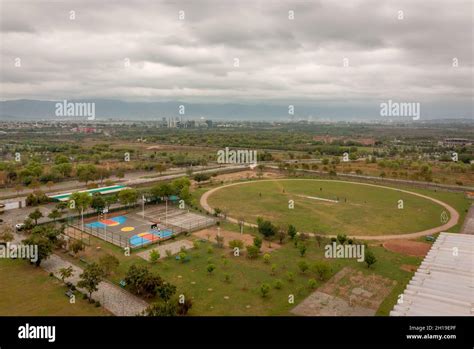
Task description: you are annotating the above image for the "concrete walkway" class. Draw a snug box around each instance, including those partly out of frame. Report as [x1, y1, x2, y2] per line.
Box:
[460, 205, 474, 235]
[200, 178, 460, 241]
[10, 227, 149, 316]
[41, 254, 149, 316]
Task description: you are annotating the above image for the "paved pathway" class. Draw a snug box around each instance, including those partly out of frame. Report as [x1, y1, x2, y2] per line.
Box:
[41, 254, 149, 316]
[10, 227, 148, 316]
[460, 205, 474, 235]
[200, 179, 460, 241]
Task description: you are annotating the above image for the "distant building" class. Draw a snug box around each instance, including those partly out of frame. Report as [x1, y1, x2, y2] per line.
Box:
[440, 138, 472, 147]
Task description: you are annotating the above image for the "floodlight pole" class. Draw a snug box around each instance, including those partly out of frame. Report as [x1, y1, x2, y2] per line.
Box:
[165, 198, 168, 225]
[142, 195, 145, 218]
[81, 208, 84, 231]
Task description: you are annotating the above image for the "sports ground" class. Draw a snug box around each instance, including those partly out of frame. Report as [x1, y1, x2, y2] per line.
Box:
[202, 179, 459, 237]
[80, 204, 215, 248]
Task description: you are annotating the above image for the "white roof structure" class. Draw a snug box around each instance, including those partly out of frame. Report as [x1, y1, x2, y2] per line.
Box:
[390, 232, 474, 316]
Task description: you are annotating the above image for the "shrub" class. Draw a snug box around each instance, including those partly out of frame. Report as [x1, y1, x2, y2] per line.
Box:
[246, 245, 260, 259]
[228, 239, 244, 250]
[286, 271, 295, 282]
[298, 243, 307, 257]
[149, 250, 160, 263]
[260, 283, 270, 298]
[308, 278, 317, 289]
[263, 253, 271, 264]
[253, 236, 262, 249]
[298, 260, 309, 273]
[207, 246, 214, 254]
[312, 261, 332, 281]
[273, 279, 283, 290]
[178, 252, 187, 263]
[207, 264, 216, 274]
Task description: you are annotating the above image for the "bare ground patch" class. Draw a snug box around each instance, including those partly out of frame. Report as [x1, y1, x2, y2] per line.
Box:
[292, 267, 395, 316]
[193, 227, 281, 253]
[383, 239, 431, 257]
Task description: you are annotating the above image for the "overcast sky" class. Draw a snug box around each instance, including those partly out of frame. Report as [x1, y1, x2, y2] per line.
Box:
[0, 0, 472, 118]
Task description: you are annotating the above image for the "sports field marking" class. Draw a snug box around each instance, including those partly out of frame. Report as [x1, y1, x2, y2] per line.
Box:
[121, 227, 135, 232]
[296, 194, 339, 203]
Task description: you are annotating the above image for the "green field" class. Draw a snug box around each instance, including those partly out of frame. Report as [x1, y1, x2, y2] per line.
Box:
[0, 259, 109, 316]
[57, 231, 421, 316]
[206, 179, 450, 236]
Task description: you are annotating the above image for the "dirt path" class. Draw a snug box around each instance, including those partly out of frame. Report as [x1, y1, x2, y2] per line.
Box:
[200, 179, 460, 241]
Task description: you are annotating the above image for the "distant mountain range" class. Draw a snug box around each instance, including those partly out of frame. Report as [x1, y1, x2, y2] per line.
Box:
[0, 99, 472, 122]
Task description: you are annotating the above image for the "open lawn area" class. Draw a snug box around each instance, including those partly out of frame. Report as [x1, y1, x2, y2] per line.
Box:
[61, 229, 421, 316]
[0, 259, 109, 316]
[205, 179, 454, 236]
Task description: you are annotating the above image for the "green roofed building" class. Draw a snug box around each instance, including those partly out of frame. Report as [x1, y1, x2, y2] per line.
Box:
[48, 185, 128, 202]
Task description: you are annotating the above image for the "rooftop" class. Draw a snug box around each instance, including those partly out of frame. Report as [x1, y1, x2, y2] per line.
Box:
[390, 232, 474, 316]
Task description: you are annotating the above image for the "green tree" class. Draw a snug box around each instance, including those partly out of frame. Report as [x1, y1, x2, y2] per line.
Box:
[124, 265, 163, 298]
[157, 283, 177, 302]
[28, 208, 43, 225]
[70, 240, 85, 255]
[364, 250, 377, 268]
[23, 234, 53, 266]
[48, 208, 63, 222]
[118, 188, 139, 207]
[287, 225, 297, 240]
[77, 263, 104, 302]
[91, 193, 106, 213]
[69, 192, 92, 216]
[99, 254, 120, 276]
[76, 164, 98, 185]
[257, 218, 277, 239]
[59, 266, 74, 283]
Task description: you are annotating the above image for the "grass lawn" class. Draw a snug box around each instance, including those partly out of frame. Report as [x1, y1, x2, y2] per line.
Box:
[0, 259, 110, 316]
[206, 179, 450, 236]
[61, 229, 421, 316]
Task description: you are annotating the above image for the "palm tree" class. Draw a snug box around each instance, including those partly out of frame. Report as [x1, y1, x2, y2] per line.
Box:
[59, 266, 74, 283]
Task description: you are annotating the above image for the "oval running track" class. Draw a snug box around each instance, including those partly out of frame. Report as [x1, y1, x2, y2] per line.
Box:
[200, 179, 459, 241]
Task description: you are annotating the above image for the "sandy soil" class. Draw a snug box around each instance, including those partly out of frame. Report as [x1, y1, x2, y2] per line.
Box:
[383, 239, 431, 257]
[193, 227, 281, 253]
